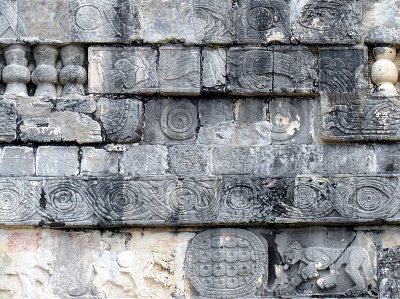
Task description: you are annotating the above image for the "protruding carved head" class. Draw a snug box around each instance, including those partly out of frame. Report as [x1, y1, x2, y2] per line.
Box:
[283, 241, 303, 267]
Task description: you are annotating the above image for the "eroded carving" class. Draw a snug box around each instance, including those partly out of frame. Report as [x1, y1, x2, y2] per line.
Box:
[0, 1, 17, 38]
[275, 241, 377, 297]
[202, 48, 226, 88]
[187, 228, 268, 298]
[0, 99, 16, 142]
[269, 100, 301, 142]
[379, 247, 400, 299]
[160, 101, 198, 140]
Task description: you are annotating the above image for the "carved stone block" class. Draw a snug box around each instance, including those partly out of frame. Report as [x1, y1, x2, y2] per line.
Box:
[379, 247, 400, 299]
[159, 47, 200, 95]
[17, 0, 69, 42]
[201, 48, 227, 91]
[273, 46, 318, 95]
[70, 0, 142, 42]
[0, 98, 16, 142]
[97, 98, 143, 143]
[191, 0, 234, 43]
[187, 228, 268, 298]
[235, 0, 290, 43]
[88, 47, 158, 94]
[291, 0, 362, 44]
[144, 99, 198, 144]
[319, 47, 400, 142]
[227, 47, 273, 95]
[0, 0, 18, 41]
[269, 98, 315, 144]
[141, 0, 194, 43]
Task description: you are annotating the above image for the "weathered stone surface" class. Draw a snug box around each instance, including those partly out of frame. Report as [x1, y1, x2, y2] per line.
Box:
[159, 46, 201, 96]
[235, 0, 291, 44]
[89, 47, 158, 94]
[291, 0, 362, 44]
[274, 46, 318, 95]
[70, 0, 142, 42]
[168, 145, 209, 177]
[81, 147, 119, 176]
[17, 0, 69, 42]
[120, 145, 168, 176]
[201, 48, 227, 90]
[0, 0, 18, 41]
[198, 98, 233, 126]
[0, 98, 16, 142]
[55, 97, 97, 114]
[228, 47, 273, 95]
[0, 147, 35, 176]
[379, 246, 400, 299]
[236, 98, 267, 123]
[97, 98, 143, 143]
[36, 146, 79, 176]
[144, 99, 198, 145]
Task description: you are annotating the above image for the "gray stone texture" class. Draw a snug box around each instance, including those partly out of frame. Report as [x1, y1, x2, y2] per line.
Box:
[144, 99, 198, 145]
[0, 146, 35, 176]
[201, 47, 227, 90]
[168, 145, 209, 177]
[198, 98, 233, 125]
[36, 146, 79, 176]
[81, 147, 119, 176]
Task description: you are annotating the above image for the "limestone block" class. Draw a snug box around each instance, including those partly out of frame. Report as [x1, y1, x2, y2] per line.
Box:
[55, 97, 97, 114]
[291, 0, 362, 44]
[273, 46, 318, 95]
[201, 47, 227, 90]
[236, 98, 267, 123]
[36, 146, 79, 176]
[16, 97, 102, 144]
[0, 98, 16, 142]
[159, 46, 201, 96]
[81, 147, 119, 176]
[0, 0, 18, 41]
[235, 0, 290, 44]
[210, 146, 259, 175]
[379, 246, 400, 298]
[191, 0, 234, 44]
[198, 98, 233, 125]
[140, 0, 194, 43]
[168, 145, 209, 177]
[269, 98, 315, 144]
[0, 147, 35, 176]
[120, 145, 168, 176]
[70, 0, 142, 42]
[97, 98, 143, 143]
[227, 47, 273, 95]
[363, 0, 400, 44]
[88, 47, 158, 94]
[17, 0, 70, 42]
[144, 99, 198, 145]
[374, 144, 400, 173]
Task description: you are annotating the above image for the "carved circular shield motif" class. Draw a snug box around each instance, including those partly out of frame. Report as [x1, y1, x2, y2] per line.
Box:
[75, 5, 102, 30]
[187, 228, 267, 298]
[161, 101, 197, 140]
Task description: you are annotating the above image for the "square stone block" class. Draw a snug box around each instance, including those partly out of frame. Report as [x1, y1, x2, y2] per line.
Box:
[159, 47, 200, 96]
[291, 0, 362, 44]
[88, 47, 158, 94]
[144, 99, 198, 145]
[274, 46, 318, 95]
[17, 0, 70, 42]
[36, 146, 79, 176]
[70, 0, 142, 42]
[191, 0, 234, 43]
[235, 0, 290, 44]
[0, 0, 17, 41]
[201, 47, 227, 90]
[198, 98, 233, 125]
[97, 98, 143, 143]
[227, 47, 273, 95]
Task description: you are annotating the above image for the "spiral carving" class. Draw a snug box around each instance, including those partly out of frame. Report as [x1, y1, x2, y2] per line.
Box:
[41, 180, 94, 222]
[92, 181, 153, 221]
[333, 178, 400, 219]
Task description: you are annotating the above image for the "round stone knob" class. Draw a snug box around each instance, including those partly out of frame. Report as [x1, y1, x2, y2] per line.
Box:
[371, 46, 398, 95]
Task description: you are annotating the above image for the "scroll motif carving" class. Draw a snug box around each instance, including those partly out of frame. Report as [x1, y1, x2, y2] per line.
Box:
[187, 228, 268, 298]
[275, 241, 377, 297]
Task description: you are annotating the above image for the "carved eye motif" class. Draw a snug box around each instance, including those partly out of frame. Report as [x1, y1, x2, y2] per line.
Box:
[246, 5, 280, 31]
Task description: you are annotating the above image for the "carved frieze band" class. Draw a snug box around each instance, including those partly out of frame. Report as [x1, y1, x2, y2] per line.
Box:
[1, 175, 400, 226]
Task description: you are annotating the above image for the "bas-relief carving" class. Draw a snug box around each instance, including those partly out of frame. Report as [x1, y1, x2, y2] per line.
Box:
[187, 228, 378, 298]
[292, 0, 361, 43]
[0, 0, 17, 39]
[0, 99, 17, 142]
[202, 48, 227, 89]
[70, 0, 141, 42]
[379, 247, 400, 299]
[236, 0, 290, 43]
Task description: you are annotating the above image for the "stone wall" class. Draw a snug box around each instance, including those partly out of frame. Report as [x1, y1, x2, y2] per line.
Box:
[0, 0, 399, 298]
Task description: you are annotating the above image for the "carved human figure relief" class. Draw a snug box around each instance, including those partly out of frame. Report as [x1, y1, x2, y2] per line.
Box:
[275, 241, 377, 297]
